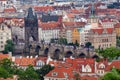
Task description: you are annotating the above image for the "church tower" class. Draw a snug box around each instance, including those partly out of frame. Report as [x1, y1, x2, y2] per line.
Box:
[24, 7, 38, 54]
[88, 2, 99, 28]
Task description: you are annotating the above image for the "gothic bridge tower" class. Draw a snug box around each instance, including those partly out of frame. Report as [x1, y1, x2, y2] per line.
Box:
[24, 7, 39, 55]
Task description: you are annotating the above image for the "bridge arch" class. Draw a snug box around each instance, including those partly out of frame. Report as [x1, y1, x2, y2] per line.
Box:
[78, 52, 86, 58]
[53, 48, 61, 59]
[65, 51, 73, 58]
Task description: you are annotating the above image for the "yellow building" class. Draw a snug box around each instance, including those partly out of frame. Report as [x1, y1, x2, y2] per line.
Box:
[114, 23, 120, 37]
[72, 28, 80, 44]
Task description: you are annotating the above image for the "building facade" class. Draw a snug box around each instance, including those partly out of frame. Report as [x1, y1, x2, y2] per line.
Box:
[0, 23, 12, 51]
[89, 28, 116, 49]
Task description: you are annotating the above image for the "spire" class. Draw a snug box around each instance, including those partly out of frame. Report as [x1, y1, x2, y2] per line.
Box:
[90, 2, 95, 17]
[27, 7, 34, 18]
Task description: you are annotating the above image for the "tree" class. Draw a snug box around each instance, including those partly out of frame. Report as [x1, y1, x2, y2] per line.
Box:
[0, 66, 12, 79]
[36, 65, 54, 80]
[0, 58, 15, 79]
[96, 47, 120, 61]
[58, 38, 68, 45]
[75, 40, 79, 47]
[100, 68, 120, 80]
[4, 40, 14, 53]
[18, 65, 39, 80]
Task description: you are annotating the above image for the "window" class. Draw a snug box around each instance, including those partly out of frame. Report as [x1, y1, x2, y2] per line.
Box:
[1, 41, 3, 44]
[1, 45, 3, 48]
[52, 72, 58, 76]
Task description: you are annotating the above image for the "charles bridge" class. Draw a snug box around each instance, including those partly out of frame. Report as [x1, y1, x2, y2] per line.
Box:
[14, 43, 99, 59]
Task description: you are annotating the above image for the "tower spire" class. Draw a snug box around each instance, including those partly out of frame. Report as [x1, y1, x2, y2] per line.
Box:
[90, 2, 95, 17]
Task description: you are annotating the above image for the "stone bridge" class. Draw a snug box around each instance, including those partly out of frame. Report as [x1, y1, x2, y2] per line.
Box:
[14, 43, 99, 60]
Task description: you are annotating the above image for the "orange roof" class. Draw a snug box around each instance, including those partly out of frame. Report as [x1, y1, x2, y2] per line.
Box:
[91, 28, 114, 35]
[80, 76, 98, 80]
[34, 6, 54, 12]
[67, 13, 75, 18]
[63, 22, 86, 28]
[45, 67, 74, 79]
[3, 7, 16, 13]
[106, 60, 120, 71]
[0, 18, 5, 23]
[39, 22, 61, 30]
[107, 28, 113, 34]
[0, 53, 9, 60]
[69, 9, 80, 14]
[15, 57, 36, 66]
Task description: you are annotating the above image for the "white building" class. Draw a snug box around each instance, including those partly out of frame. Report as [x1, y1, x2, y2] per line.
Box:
[38, 22, 60, 43]
[0, 23, 12, 51]
[79, 24, 92, 45]
[66, 29, 72, 43]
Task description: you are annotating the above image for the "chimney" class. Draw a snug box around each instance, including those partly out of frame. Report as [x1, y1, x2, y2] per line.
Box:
[20, 56, 22, 59]
[12, 57, 15, 62]
[8, 52, 12, 58]
[30, 56, 33, 58]
[35, 55, 38, 58]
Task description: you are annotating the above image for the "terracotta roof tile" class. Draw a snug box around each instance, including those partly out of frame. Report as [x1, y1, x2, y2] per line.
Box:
[80, 76, 98, 80]
[3, 7, 16, 13]
[45, 67, 74, 79]
[0, 53, 9, 60]
[34, 6, 54, 12]
[106, 60, 120, 71]
[39, 22, 61, 30]
[15, 57, 36, 66]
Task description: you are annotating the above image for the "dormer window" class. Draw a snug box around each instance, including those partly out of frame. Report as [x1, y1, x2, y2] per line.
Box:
[52, 72, 58, 76]
[99, 63, 105, 69]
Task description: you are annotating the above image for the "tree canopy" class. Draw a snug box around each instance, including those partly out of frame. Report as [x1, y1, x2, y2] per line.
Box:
[100, 68, 120, 80]
[3, 40, 14, 53]
[96, 47, 120, 61]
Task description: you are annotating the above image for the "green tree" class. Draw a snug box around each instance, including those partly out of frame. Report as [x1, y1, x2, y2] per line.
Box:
[96, 47, 120, 60]
[0, 58, 15, 79]
[4, 40, 14, 53]
[101, 68, 120, 80]
[36, 65, 54, 80]
[0, 58, 16, 74]
[75, 40, 79, 47]
[0, 66, 12, 79]
[18, 65, 39, 80]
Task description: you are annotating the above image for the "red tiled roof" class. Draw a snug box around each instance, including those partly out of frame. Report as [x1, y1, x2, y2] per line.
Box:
[106, 28, 113, 34]
[91, 28, 114, 34]
[0, 18, 5, 23]
[0, 53, 9, 60]
[80, 76, 98, 80]
[91, 28, 103, 35]
[69, 9, 80, 14]
[39, 22, 61, 30]
[45, 67, 74, 79]
[66, 13, 75, 18]
[34, 6, 54, 12]
[63, 22, 86, 28]
[15, 57, 36, 66]
[3, 7, 16, 13]
[106, 60, 120, 71]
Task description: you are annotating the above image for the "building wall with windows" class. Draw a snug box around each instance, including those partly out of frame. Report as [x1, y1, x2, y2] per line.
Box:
[72, 28, 80, 44]
[89, 28, 116, 49]
[0, 23, 12, 51]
